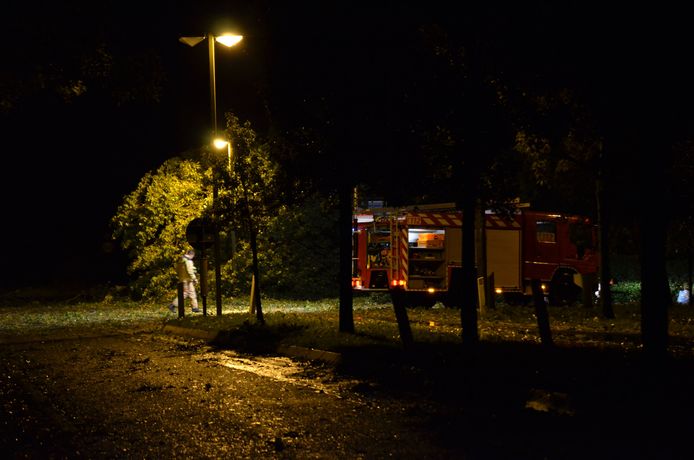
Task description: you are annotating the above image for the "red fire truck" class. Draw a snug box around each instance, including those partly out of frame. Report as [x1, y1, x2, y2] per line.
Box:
[352, 203, 599, 306]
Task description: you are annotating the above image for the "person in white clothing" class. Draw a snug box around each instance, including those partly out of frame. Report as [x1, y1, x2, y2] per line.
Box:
[168, 249, 200, 313]
[677, 283, 690, 306]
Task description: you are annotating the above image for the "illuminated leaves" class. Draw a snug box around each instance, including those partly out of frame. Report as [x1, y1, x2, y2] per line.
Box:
[216, 114, 280, 235]
[111, 113, 341, 300]
[111, 158, 210, 298]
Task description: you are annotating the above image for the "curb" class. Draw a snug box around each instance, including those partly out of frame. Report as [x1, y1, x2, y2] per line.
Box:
[161, 325, 342, 365]
[162, 324, 219, 341]
[277, 344, 343, 365]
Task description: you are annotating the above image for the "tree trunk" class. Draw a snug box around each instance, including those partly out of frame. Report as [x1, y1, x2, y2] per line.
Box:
[338, 184, 355, 333]
[475, 201, 489, 310]
[596, 153, 614, 318]
[640, 214, 669, 359]
[531, 279, 553, 347]
[459, 185, 479, 347]
[249, 225, 264, 324]
[390, 287, 413, 349]
[239, 176, 264, 324]
[213, 182, 223, 316]
[640, 138, 669, 360]
[688, 248, 692, 308]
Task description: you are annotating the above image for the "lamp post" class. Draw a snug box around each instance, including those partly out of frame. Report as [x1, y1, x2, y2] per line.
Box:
[213, 138, 232, 173]
[212, 138, 232, 316]
[180, 32, 243, 316]
[179, 33, 243, 138]
[214, 138, 264, 323]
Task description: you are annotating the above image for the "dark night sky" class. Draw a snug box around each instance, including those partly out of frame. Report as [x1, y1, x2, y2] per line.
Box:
[0, 2, 690, 289]
[1, 1, 266, 287]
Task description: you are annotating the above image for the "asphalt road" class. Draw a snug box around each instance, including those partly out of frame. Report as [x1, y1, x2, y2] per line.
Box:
[2, 325, 693, 459]
[0, 329, 470, 459]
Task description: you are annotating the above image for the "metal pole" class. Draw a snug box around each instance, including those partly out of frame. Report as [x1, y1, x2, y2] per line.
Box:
[177, 282, 185, 318]
[208, 33, 223, 315]
[200, 256, 208, 315]
[200, 225, 208, 315]
[213, 182, 223, 315]
[208, 33, 217, 136]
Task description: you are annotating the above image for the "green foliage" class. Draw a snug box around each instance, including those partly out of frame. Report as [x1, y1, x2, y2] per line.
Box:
[217, 114, 282, 233]
[112, 113, 341, 301]
[213, 114, 285, 297]
[610, 281, 641, 304]
[111, 158, 211, 298]
[261, 194, 340, 298]
[217, 193, 339, 299]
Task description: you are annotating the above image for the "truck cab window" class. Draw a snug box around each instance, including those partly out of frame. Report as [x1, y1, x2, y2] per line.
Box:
[536, 221, 556, 243]
[569, 223, 594, 258]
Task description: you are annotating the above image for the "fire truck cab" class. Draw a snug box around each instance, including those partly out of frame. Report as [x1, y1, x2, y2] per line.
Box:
[352, 203, 598, 307]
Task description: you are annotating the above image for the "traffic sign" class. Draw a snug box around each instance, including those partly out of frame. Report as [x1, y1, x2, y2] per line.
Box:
[186, 217, 215, 250]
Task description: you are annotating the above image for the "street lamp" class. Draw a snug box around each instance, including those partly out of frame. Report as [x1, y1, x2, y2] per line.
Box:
[213, 138, 232, 173]
[212, 137, 235, 316]
[180, 32, 243, 316]
[179, 33, 244, 136]
[213, 137, 263, 322]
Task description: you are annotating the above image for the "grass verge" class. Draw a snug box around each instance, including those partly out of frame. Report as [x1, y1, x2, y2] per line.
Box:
[3, 290, 692, 357]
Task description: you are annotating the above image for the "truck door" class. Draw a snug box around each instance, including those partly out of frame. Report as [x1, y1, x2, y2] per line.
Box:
[534, 220, 560, 262]
[487, 227, 522, 291]
[366, 219, 392, 288]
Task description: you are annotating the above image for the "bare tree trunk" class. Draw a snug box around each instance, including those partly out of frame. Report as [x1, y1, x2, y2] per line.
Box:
[248, 224, 264, 324]
[475, 201, 489, 310]
[640, 138, 669, 361]
[531, 279, 553, 347]
[239, 176, 263, 324]
[596, 150, 614, 318]
[390, 287, 413, 349]
[339, 184, 355, 333]
[688, 248, 693, 308]
[640, 215, 670, 360]
[459, 183, 479, 347]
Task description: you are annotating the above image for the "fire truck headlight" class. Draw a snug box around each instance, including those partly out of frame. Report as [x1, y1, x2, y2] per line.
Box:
[541, 284, 547, 292]
[427, 287, 435, 294]
[495, 288, 503, 294]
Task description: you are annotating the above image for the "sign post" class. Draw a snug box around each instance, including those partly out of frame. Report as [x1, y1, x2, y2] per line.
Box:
[186, 218, 215, 315]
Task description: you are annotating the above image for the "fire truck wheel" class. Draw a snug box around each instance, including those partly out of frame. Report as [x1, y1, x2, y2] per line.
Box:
[548, 269, 582, 306]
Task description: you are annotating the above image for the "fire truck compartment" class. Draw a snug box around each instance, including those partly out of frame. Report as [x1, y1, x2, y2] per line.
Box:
[408, 228, 447, 290]
[486, 228, 522, 291]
